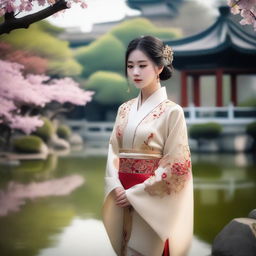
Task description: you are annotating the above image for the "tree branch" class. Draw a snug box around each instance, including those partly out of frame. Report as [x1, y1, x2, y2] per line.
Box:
[0, 0, 69, 35]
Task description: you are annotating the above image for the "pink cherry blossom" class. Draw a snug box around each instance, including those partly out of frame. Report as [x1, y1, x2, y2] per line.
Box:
[227, 0, 256, 30]
[10, 115, 44, 134]
[0, 59, 93, 135]
[0, 0, 87, 16]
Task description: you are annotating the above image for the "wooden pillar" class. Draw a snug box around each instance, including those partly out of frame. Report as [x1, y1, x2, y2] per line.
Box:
[231, 74, 237, 106]
[181, 71, 188, 107]
[192, 74, 200, 106]
[216, 69, 223, 107]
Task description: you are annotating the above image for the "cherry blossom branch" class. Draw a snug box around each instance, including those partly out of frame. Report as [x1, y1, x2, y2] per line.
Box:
[227, 0, 256, 31]
[0, 0, 69, 34]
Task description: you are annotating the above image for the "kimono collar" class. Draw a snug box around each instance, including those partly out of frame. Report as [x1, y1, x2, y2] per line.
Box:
[122, 86, 168, 149]
[136, 86, 167, 111]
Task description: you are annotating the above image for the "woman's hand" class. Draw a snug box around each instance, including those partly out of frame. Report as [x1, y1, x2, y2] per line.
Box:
[113, 187, 131, 208]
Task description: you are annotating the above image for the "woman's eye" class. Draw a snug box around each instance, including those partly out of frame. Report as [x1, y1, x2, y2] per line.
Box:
[140, 65, 147, 68]
[127, 65, 133, 69]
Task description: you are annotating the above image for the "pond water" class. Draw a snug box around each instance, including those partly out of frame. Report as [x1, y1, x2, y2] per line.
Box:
[0, 149, 255, 256]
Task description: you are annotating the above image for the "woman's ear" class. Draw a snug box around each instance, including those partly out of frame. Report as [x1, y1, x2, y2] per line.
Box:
[158, 66, 164, 76]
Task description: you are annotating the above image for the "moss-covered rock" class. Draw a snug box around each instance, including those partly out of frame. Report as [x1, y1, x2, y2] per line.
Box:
[12, 136, 44, 153]
[33, 117, 54, 143]
[57, 125, 72, 140]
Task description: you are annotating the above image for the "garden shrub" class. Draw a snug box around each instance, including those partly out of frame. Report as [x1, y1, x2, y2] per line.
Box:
[13, 135, 44, 153]
[246, 121, 256, 139]
[57, 125, 72, 140]
[189, 122, 222, 140]
[33, 117, 54, 143]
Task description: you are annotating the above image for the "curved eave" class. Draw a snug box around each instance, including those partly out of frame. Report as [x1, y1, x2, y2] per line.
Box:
[173, 40, 256, 57]
[165, 9, 256, 54]
[165, 16, 222, 46]
[228, 20, 256, 47]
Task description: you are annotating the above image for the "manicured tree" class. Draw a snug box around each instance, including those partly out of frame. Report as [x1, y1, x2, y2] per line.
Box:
[110, 18, 182, 46]
[0, 42, 48, 74]
[0, 0, 87, 34]
[85, 71, 138, 105]
[0, 59, 94, 148]
[75, 34, 125, 78]
[75, 18, 181, 78]
[0, 21, 82, 76]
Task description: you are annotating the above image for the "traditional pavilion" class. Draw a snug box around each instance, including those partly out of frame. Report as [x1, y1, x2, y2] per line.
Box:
[166, 6, 256, 107]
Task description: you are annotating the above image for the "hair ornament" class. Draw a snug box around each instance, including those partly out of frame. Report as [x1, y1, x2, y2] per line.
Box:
[162, 45, 173, 66]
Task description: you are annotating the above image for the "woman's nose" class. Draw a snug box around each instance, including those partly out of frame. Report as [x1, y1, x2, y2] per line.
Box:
[133, 66, 140, 76]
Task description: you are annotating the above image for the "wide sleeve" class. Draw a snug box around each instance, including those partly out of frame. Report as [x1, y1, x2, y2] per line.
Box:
[125, 105, 194, 255]
[104, 107, 124, 201]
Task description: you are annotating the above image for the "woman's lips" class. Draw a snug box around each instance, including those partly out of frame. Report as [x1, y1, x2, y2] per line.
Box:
[134, 79, 142, 82]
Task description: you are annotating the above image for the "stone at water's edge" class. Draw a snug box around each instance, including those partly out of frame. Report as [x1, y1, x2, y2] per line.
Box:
[212, 209, 256, 256]
[249, 209, 256, 220]
[49, 134, 70, 150]
[69, 133, 83, 145]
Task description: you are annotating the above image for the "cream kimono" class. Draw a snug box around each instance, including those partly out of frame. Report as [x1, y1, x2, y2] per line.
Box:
[102, 86, 194, 256]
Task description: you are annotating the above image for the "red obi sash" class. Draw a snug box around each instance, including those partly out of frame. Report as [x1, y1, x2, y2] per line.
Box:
[118, 158, 160, 189]
[118, 157, 169, 256]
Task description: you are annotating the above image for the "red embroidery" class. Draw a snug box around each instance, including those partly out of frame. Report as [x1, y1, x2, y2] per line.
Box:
[119, 158, 160, 174]
[115, 99, 135, 140]
[141, 132, 155, 151]
[144, 159, 191, 197]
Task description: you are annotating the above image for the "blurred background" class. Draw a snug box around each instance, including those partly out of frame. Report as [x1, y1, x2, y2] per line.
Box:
[0, 0, 255, 255]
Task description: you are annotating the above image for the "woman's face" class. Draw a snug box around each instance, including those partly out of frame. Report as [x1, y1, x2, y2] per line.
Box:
[127, 49, 161, 89]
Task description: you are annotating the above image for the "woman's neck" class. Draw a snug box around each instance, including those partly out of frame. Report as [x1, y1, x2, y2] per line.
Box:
[140, 82, 161, 104]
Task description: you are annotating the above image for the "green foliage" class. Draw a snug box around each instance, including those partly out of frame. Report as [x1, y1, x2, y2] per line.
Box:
[57, 125, 72, 140]
[75, 34, 125, 78]
[75, 18, 181, 78]
[33, 117, 55, 143]
[84, 71, 138, 105]
[48, 59, 82, 76]
[238, 98, 256, 107]
[0, 22, 81, 77]
[110, 18, 182, 46]
[12, 135, 44, 153]
[36, 20, 65, 35]
[246, 121, 256, 139]
[189, 122, 222, 140]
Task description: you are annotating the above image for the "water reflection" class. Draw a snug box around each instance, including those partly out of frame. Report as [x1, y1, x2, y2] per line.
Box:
[38, 218, 115, 256]
[0, 151, 255, 256]
[38, 218, 211, 256]
[0, 175, 85, 217]
[192, 153, 256, 244]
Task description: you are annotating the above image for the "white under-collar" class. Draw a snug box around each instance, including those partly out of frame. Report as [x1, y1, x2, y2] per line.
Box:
[122, 86, 168, 148]
[137, 86, 167, 111]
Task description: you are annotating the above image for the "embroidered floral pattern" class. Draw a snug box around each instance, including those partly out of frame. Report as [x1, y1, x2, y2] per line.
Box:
[119, 158, 160, 174]
[115, 99, 135, 144]
[141, 133, 155, 151]
[144, 158, 191, 197]
[142, 100, 176, 124]
[144, 137, 192, 197]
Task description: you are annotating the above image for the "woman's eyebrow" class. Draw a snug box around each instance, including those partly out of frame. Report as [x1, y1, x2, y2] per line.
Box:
[127, 60, 148, 63]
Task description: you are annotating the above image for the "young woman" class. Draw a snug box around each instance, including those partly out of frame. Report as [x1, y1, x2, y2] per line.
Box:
[102, 36, 193, 256]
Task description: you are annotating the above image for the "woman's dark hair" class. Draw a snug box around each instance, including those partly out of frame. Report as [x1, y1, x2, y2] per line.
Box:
[125, 35, 173, 80]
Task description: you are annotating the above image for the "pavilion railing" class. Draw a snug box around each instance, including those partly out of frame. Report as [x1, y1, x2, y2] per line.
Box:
[66, 104, 256, 139]
[183, 103, 256, 125]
